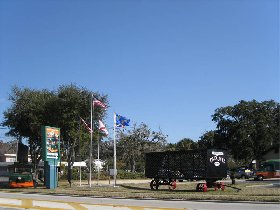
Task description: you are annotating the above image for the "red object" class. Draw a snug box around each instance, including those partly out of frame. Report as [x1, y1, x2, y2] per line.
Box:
[203, 183, 208, 192]
[171, 181, 177, 189]
[93, 100, 106, 109]
[196, 182, 225, 192]
[9, 181, 34, 188]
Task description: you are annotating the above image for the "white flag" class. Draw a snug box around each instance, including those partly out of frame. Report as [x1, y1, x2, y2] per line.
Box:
[98, 120, 109, 135]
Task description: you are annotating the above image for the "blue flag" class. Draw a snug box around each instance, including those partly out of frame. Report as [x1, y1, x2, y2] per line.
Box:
[115, 113, 130, 128]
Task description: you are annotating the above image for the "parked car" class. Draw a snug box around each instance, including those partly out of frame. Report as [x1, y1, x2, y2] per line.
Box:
[254, 159, 280, 181]
[232, 167, 254, 179]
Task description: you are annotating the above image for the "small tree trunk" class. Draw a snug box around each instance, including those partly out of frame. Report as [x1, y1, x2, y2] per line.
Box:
[67, 143, 73, 187]
[131, 158, 136, 172]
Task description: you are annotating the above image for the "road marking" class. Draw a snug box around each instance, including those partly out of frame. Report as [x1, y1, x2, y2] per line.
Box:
[33, 200, 75, 209]
[22, 199, 33, 207]
[68, 202, 88, 210]
[0, 198, 21, 205]
[0, 197, 187, 210]
[81, 204, 131, 210]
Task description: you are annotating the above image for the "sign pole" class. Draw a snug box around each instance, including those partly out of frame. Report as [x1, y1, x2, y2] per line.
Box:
[113, 113, 117, 187]
[90, 95, 94, 187]
[77, 120, 82, 187]
[97, 131, 100, 185]
[41, 126, 60, 189]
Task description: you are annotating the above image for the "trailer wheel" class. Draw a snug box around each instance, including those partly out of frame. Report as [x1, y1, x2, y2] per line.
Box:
[196, 184, 200, 191]
[196, 183, 205, 192]
[221, 184, 225, 191]
[150, 179, 159, 190]
[169, 180, 177, 190]
[203, 183, 208, 192]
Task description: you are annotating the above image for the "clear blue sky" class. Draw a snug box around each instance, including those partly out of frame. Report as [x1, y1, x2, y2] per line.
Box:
[0, 0, 279, 143]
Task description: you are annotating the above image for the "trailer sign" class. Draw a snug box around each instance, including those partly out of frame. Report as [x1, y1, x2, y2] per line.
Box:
[207, 149, 227, 178]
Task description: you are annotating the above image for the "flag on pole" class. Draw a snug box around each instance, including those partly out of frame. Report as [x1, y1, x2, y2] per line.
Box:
[98, 120, 109, 135]
[114, 113, 130, 128]
[80, 117, 92, 133]
[93, 99, 106, 109]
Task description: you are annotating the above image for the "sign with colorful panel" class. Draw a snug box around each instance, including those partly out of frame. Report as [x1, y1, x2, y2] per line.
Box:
[42, 126, 60, 161]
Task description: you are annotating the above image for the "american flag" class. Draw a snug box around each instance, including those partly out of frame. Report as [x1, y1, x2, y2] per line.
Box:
[93, 99, 106, 109]
[80, 117, 92, 133]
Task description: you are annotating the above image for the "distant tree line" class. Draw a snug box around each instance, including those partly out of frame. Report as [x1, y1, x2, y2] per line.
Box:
[1, 85, 279, 173]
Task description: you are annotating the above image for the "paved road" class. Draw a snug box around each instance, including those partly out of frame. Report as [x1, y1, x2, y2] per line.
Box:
[0, 192, 279, 210]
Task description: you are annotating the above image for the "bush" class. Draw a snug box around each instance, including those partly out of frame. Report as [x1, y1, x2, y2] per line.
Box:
[60, 167, 145, 180]
[117, 170, 145, 179]
[60, 167, 88, 180]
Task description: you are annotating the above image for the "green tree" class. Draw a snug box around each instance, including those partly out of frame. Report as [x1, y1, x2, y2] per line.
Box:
[211, 100, 279, 164]
[117, 123, 167, 172]
[2, 86, 56, 166]
[54, 85, 107, 169]
[165, 142, 177, 151]
[175, 138, 198, 150]
[2, 85, 108, 170]
[198, 130, 225, 149]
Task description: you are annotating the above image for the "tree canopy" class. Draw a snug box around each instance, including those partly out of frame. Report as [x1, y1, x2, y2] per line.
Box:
[210, 100, 279, 163]
[117, 123, 167, 172]
[2, 85, 108, 166]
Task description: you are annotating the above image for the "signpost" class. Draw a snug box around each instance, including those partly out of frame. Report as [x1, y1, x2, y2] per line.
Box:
[42, 126, 60, 189]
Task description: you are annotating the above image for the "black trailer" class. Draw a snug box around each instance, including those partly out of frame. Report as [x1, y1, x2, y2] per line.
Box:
[145, 149, 227, 191]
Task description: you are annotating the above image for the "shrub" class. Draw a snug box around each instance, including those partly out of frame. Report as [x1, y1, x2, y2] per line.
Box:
[60, 167, 145, 180]
[117, 170, 145, 179]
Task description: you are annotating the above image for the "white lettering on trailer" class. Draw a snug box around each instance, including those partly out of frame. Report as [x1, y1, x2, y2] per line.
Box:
[210, 155, 226, 167]
[212, 151, 224, 156]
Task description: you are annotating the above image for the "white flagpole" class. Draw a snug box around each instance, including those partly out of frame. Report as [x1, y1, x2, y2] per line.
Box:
[113, 113, 117, 187]
[90, 95, 94, 187]
[97, 131, 100, 185]
[79, 162, 81, 187]
[79, 122, 81, 187]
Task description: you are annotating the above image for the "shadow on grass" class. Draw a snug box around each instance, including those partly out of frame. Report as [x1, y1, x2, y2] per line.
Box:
[246, 179, 280, 183]
[119, 184, 197, 193]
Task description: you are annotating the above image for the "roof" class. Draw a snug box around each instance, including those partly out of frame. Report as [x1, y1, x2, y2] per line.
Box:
[0, 140, 17, 154]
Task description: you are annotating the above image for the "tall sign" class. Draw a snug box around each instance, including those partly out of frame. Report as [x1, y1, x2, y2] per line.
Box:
[41, 126, 60, 189]
[42, 126, 60, 161]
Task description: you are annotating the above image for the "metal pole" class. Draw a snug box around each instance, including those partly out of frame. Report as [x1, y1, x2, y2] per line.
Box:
[113, 114, 117, 187]
[16, 139, 19, 163]
[90, 95, 94, 187]
[78, 119, 81, 187]
[97, 131, 100, 185]
[79, 143, 81, 187]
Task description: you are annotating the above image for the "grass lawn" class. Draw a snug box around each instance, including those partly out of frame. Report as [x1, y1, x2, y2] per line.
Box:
[1, 180, 279, 202]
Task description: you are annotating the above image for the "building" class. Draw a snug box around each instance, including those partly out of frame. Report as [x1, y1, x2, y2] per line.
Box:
[0, 140, 17, 157]
[0, 154, 17, 162]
